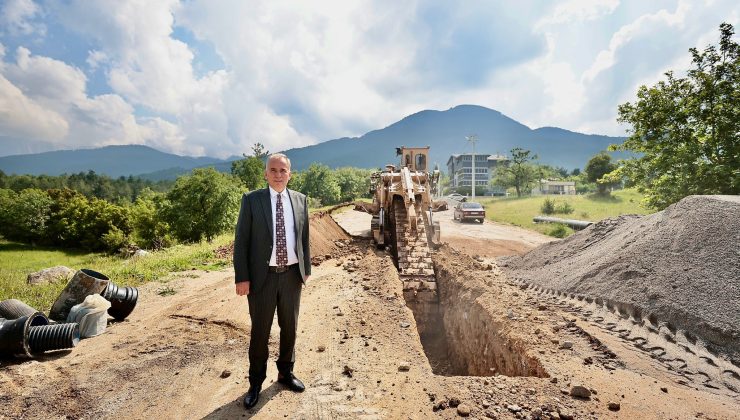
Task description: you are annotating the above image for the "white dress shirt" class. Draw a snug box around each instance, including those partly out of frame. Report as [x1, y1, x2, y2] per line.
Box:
[268, 186, 299, 266]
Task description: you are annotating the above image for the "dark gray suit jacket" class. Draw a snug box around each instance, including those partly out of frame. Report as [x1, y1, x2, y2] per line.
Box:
[233, 188, 310, 294]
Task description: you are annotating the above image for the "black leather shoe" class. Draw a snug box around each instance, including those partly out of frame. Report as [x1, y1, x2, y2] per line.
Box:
[243, 385, 261, 409]
[277, 373, 305, 392]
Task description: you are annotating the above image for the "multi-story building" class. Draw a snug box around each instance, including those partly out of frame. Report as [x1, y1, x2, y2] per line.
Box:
[446, 153, 509, 192]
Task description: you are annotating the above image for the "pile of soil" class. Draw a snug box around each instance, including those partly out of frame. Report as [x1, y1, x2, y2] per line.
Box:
[308, 211, 351, 264]
[500, 195, 740, 363]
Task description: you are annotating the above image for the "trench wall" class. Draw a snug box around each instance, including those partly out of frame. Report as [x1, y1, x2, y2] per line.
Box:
[431, 251, 547, 377]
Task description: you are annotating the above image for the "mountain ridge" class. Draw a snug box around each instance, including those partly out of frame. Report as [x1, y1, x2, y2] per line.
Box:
[0, 105, 626, 179]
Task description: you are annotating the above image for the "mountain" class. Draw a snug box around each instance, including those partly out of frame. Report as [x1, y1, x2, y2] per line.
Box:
[1, 105, 626, 179]
[0, 145, 224, 177]
[277, 105, 625, 172]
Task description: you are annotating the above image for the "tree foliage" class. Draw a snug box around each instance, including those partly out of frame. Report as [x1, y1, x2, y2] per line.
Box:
[585, 152, 617, 195]
[335, 167, 372, 202]
[492, 148, 538, 197]
[0, 170, 171, 203]
[231, 142, 270, 191]
[131, 189, 174, 249]
[609, 23, 740, 209]
[298, 163, 341, 206]
[165, 168, 241, 242]
[231, 156, 266, 190]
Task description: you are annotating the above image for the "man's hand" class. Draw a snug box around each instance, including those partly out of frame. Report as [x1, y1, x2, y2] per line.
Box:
[303, 275, 310, 283]
[236, 281, 250, 296]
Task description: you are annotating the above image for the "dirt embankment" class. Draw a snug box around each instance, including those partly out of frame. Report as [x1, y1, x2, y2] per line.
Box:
[500, 195, 740, 365]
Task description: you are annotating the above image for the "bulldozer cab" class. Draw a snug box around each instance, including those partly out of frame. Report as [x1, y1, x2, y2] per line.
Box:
[395, 146, 429, 172]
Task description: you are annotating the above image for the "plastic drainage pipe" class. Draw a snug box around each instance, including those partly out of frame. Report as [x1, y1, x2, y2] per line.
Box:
[102, 282, 139, 321]
[49, 269, 110, 322]
[29, 323, 80, 353]
[0, 299, 39, 319]
[533, 216, 593, 230]
[0, 313, 49, 357]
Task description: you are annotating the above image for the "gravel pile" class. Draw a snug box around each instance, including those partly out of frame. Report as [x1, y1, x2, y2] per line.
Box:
[500, 195, 740, 362]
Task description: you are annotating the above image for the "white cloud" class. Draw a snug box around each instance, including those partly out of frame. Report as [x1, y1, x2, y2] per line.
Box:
[86, 50, 107, 71]
[0, 0, 45, 37]
[538, 0, 620, 26]
[1, 0, 739, 157]
[0, 47, 181, 154]
[583, 1, 690, 83]
[0, 73, 68, 142]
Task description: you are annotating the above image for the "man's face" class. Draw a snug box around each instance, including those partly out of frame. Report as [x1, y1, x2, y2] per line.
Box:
[265, 157, 291, 192]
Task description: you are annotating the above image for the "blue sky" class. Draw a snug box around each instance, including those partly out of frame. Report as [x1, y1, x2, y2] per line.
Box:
[0, 0, 737, 158]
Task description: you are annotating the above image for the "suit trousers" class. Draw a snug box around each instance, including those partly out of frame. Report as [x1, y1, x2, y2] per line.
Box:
[247, 264, 302, 384]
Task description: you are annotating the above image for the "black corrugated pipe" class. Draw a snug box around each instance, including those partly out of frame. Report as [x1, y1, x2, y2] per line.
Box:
[1, 313, 80, 358]
[0, 313, 49, 357]
[0, 299, 39, 319]
[102, 282, 139, 321]
[29, 323, 80, 353]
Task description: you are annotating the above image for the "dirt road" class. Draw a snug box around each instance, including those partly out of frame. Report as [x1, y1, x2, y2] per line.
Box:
[332, 205, 554, 258]
[1, 209, 737, 419]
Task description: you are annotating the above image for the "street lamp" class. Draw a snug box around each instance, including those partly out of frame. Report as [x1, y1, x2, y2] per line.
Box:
[466, 134, 478, 200]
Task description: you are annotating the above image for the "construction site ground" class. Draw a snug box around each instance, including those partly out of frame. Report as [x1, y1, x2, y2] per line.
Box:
[1, 203, 738, 419]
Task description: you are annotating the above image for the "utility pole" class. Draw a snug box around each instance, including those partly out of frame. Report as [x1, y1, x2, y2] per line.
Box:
[466, 134, 478, 200]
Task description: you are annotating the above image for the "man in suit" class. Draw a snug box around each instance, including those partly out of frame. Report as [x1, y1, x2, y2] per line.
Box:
[233, 153, 310, 409]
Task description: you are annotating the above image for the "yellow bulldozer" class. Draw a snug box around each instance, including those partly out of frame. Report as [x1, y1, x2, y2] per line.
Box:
[360, 146, 445, 312]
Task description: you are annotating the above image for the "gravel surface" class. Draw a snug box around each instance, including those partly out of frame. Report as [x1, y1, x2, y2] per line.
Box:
[500, 195, 740, 362]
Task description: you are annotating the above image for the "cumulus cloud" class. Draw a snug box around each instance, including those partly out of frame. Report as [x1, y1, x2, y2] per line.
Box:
[0, 73, 68, 142]
[1, 0, 738, 156]
[0, 0, 45, 37]
[0, 46, 181, 155]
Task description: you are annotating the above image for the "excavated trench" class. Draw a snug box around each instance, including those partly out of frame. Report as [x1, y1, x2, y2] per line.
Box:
[404, 253, 548, 378]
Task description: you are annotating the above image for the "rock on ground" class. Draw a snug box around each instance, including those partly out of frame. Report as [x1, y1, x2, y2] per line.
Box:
[27, 265, 75, 285]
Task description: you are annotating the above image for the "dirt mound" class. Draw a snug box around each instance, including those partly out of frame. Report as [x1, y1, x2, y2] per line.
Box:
[308, 210, 351, 264]
[500, 195, 740, 363]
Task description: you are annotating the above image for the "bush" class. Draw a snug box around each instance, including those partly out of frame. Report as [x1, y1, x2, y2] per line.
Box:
[547, 223, 570, 238]
[131, 189, 174, 249]
[555, 201, 574, 214]
[101, 226, 130, 253]
[165, 168, 241, 242]
[541, 198, 556, 215]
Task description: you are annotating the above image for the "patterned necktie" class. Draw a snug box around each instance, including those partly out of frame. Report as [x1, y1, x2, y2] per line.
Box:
[275, 192, 288, 267]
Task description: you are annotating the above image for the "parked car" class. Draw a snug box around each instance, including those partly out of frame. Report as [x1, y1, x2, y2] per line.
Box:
[453, 201, 485, 223]
[447, 193, 467, 202]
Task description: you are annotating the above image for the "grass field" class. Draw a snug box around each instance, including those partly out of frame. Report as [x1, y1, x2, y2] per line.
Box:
[476, 188, 651, 236]
[0, 234, 232, 313]
[0, 200, 354, 312]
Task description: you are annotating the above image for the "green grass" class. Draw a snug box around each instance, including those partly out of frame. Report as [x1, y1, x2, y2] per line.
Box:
[0, 233, 233, 313]
[476, 189, 651, 236]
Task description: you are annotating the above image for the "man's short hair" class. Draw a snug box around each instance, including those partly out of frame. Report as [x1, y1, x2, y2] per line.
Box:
[265, 153, 291, 171]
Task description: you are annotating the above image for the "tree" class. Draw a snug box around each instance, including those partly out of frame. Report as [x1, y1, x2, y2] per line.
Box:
[131, 188, 174, 249]
[3, 189, 53, 243]
[232, 142, 270, 190]
[165, 168, 241, 242]
[298, 163, 341, 206]
[231, 156, 265, 190]
[609, 23, 740, 209]
[335, 167, 372, 202]
[251, 142, 269, 159]
[493, 148, 538, 197]
[585, 152, 617, 195]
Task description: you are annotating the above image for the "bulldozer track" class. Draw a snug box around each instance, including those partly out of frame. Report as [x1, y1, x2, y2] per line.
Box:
[392, 197, 436, 303]
[515, 280, 740, 400]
